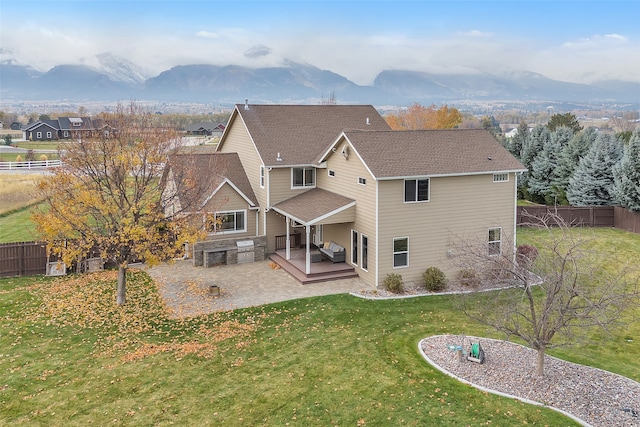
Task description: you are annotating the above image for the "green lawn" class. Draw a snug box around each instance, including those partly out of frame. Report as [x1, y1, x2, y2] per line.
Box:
[0, 205, 41, 243]
[1, 272, 576, 426]
[1, 228, 637, 426]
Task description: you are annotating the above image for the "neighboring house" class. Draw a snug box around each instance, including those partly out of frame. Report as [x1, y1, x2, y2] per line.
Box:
[164, 103, 526, 288]
[185, 122, 226, 136]
[22, 117, 102, 140]
[10, 122, 22, 130]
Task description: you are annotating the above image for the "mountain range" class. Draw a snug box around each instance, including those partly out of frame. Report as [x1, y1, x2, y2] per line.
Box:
[1, 53, 639, 106]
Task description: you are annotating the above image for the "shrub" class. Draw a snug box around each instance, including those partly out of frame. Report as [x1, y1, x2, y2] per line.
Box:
[25, 150, 36, 161]
[40, 154, 48, 161]
[15, 154, 22, 162]
[423, 267, 447, 291]
[516, 244, 539, 268]
[459, 269, 480, 287]
[384, 273, 404, 294]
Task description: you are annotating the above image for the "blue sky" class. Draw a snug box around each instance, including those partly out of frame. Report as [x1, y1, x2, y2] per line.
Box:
[2, 0, 639, 85]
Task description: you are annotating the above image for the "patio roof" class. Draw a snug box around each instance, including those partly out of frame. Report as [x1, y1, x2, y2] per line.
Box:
[271, 188, 355, 226]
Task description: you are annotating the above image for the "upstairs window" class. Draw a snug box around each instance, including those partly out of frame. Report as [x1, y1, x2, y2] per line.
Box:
[292, 167, 315, 188]
[404, 179, 430, 202]
[493, 173, 509, 182]
[260, 166, 265, 188]
[358, 177, 367, 186]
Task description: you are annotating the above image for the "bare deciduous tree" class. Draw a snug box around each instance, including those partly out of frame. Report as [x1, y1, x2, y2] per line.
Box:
[451, 213, 639, 376]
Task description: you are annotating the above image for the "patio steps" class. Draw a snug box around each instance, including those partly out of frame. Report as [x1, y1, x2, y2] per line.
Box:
[269, 253, 359, 284]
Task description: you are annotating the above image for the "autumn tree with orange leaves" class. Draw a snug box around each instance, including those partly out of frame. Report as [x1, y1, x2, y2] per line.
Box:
[33, 102, 212, 306]
[385, 103, 463, 130]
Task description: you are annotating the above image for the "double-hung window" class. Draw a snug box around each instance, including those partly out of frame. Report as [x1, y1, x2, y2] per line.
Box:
[292, 167, 315, 188]
[488, 228, 502, 255]
[404, 179, 430, 202]
[393, 237, 408, 268]
[207, 210, 246, 234]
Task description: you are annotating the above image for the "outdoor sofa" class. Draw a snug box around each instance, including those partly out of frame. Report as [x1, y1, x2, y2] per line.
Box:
[319, 241, 346, 263]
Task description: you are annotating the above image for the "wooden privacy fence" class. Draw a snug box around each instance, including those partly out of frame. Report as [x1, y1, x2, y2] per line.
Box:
[614, 206, 640, 233]
[0, 241, 48, 277]
[517, 206, 615, 227]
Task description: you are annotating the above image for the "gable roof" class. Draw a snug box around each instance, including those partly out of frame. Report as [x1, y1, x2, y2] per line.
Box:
[219, 104, 391, 167]
[185, 122, 225, 132]
[271, 188, 355, 226]
[332, 129, 526, 179]
[166, 151, 257, 209]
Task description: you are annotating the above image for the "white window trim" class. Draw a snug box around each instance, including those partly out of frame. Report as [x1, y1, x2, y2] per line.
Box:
[46, 131, 52, 138]
[488, 227, 502, 256]
[358, 177, 367, 186]
[210, 209, 247, 235]
[493, 173, 509, 182]
[361, 233, 368, 272]
[259, 166, 265, 188]
[291, 167, 316, 189]
[404, 178, 430, 203]
[63, 131, 69, 137]
[36, 131, 42, 139]
[393, 236, 409, 268]
[328, 169, 335, 177]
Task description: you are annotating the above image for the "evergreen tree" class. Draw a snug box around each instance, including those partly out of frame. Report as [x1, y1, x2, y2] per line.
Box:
[520, 125, 550, 202]
[556, 127, 598, 192]
[528, 130, 564, 204]
[613, 130, 640, 211]
[547, 112, 583, 133]
[509, 120, 529, 160]
[567, 133, 623, 206]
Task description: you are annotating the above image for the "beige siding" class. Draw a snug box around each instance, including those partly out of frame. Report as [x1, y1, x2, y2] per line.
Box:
[318, 139, 377, 286]
[219, 116, 266, 234]
[202, 183, 257, 240]
[377, 173, 517, 288]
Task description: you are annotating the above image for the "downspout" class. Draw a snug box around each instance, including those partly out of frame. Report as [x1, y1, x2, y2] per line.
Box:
[264, 167, 271, 237]
[375, 178, 379, 289]
[513, 172, 521, 263]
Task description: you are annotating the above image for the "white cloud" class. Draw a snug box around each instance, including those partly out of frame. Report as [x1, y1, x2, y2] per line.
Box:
[195, 30, 220, 39]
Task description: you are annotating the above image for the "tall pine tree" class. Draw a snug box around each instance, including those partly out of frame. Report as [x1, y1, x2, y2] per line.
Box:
[520, 124, 550, 202]
[567, 133, 623, 206]
[613, 130, 640, 211]
[509, 120, 529, 160]
[556, 126, 598, 193]
[528, 129, 566, 204]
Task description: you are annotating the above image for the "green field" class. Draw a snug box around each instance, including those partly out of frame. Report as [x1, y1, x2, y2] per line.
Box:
[1, 228, 638, 426]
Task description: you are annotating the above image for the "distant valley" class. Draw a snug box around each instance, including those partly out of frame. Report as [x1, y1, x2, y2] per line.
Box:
[1, 53, 639, 108]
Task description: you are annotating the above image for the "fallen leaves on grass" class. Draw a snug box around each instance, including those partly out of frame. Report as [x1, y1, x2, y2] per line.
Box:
[27, 269, 259, 364]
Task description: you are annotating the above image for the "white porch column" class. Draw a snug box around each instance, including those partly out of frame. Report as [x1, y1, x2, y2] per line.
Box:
[285, 216, 291, 260]
[305, 225, 311, 274]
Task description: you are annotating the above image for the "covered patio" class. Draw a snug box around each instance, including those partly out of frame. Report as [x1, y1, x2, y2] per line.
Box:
[269, 188, 358, 284]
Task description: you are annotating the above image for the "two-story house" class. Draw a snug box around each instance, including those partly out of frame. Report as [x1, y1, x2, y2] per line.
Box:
[162, 103, 526, 289]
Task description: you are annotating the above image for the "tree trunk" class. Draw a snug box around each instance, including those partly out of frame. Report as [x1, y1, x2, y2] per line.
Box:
[536, 347, 546, 376]
[116, 265, 127, 306]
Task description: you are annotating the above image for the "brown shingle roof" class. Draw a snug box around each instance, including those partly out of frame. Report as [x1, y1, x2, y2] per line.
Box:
[341, 129, 526, 179]
[166, 151, 257, 209]
[271, 188, 355, 225]
[228, 104, 391, 167]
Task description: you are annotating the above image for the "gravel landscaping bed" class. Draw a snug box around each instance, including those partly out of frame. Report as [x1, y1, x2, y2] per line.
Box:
[421, 334, 640, 426]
